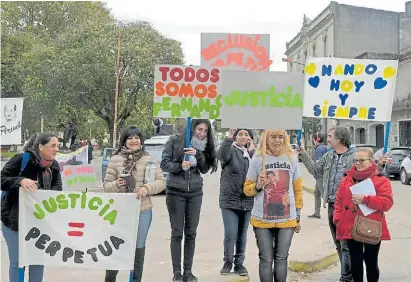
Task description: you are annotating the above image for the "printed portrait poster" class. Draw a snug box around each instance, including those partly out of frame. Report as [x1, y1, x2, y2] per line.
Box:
[201, 33, 272, 71]
[153, 65, 222, 119]
[1, 98, 24, 145]
[19, 189, 140, 269]
[303, 57, 398, 121]
[264, 170, 291, 219]
[221, 70, 304, 129]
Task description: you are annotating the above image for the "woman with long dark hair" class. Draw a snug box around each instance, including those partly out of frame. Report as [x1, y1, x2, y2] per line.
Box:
[103, 126, 166, 282]
[161, 119, 218, 282]
[1, 132, 62, 282]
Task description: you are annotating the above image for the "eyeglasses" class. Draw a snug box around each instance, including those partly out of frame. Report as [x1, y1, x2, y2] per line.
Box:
[353, 159, 371, 164]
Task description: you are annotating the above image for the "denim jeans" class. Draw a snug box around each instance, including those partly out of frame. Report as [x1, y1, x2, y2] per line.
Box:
[166, 193, 202, 274]
[221, 208, 251, 265]
[313, 179, 324, 216]
[105, 209, 153, 281]
[2, 223, 44, 282]
[328, 203, 352, 282]
[253, 227, 294, 282]
[348, 239, 381, 282]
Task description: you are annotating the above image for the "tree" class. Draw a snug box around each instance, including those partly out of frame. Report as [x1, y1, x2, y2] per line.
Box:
[1, 2, 115, 140]
[40, 20, 184, 145]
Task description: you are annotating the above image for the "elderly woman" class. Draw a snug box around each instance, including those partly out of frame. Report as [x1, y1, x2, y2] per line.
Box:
[333, 147, 393, 282]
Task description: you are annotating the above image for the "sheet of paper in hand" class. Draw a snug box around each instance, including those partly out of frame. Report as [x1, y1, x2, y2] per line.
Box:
[349, 178, 377, 216]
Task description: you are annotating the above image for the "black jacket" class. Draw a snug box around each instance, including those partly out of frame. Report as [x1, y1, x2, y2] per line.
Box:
[1, 151, 62, 231]
[161, 134, 210, 193]
[217, 138, 254, 211]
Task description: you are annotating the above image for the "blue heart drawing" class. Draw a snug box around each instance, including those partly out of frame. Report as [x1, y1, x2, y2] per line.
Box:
[374, 77, 387, 90]
[339, 93, 349, 106]
[308, 76, 320, 88]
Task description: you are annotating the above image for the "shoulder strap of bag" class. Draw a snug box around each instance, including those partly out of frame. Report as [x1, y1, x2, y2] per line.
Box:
[1, 152, 30, 199]
[20, 152, 30, 175]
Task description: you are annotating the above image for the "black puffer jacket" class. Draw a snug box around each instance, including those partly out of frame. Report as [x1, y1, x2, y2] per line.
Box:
[218, 138, 254, 211]
[1, 151, 62, 231]
[161, 134, 210, 193]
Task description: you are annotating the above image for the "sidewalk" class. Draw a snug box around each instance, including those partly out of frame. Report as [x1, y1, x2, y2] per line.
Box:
[1, 165, 339, 281]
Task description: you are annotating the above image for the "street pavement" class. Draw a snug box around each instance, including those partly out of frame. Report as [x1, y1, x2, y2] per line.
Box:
[1, 157, 411, 281]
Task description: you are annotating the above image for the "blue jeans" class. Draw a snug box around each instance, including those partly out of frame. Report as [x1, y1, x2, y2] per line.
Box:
[2, 223, 44, 282]
[221, 208, 251, 265]
[253, 227, 294, 282]
[106, 208, 152, 280]
[136, 209, 153, 248]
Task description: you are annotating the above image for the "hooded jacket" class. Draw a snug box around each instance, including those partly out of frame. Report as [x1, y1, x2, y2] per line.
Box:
[218, 138, 254, 211]
[160, 134, 210, 194]
[1, 151, 62, 231]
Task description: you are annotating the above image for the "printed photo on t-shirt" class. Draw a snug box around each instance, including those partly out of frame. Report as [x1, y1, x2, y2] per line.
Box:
[263, 169, 291, 220]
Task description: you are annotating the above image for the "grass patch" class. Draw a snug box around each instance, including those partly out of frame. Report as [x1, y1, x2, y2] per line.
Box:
[1, 151, 17, 158]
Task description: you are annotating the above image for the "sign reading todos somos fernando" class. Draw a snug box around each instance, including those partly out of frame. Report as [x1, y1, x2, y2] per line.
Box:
[153, 65, 222, 119]
[19, 189, 140, 269]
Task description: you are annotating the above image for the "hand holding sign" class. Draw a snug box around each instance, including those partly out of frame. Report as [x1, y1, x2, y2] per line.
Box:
[19, 179, 38, 192]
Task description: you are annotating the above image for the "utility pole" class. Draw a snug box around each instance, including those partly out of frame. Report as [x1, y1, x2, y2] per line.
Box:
[113, 31, 121, 148]
[40, 116, 44, 133]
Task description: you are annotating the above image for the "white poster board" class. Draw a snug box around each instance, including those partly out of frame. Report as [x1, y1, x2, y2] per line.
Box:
[56, 146, 89, 173]
[62, 165, 97, 191]
[221, 70, 304, 129]
[153, 65, 222, 119]
[19, 189, 140, 269]
[1, 98, 24, 145]
[201, 33, 272, 71]
[303, 57, 398, 121]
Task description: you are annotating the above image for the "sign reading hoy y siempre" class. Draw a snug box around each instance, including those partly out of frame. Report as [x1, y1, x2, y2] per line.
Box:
[19, 189, 140, 269]
[303, 57, 398, 121]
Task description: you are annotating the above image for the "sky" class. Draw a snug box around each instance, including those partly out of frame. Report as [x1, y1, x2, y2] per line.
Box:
[105, 0, 407, 71]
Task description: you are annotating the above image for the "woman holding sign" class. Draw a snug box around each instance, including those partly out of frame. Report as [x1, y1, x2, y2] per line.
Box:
[333, 147, 393, 282]
[217, 128, 255, 276]
[161, 119, 218, 282]
[244, 130, 302, 282]
[1, 132, 62, 282]
[103, 126, 166, 282]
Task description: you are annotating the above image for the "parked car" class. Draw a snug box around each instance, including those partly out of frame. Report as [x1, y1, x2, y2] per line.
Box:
[352, 144, 379, 154]
[400, 156, 411, 185]
[384, 147, 411, 178]
[102, 147, 115, 182]
[144, 135, 171, 192]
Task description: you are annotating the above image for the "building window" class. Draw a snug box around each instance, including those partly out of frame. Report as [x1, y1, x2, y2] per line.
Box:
[323, 35, 327, 57]
[312, 44, 316, 57]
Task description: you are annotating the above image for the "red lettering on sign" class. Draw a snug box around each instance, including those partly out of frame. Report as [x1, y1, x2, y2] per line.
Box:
[201, 34, 273, 71]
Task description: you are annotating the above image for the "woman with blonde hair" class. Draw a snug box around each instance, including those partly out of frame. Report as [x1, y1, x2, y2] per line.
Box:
[244, 130, 303, 282]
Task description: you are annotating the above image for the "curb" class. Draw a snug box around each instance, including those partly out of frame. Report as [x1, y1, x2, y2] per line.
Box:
[222, 275, 250, 282]
[303, 185, 314, 194]
[290, 184, 338, 273]
[289, 252, 339, 273]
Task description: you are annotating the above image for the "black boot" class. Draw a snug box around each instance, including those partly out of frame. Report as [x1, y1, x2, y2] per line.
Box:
[132, 247, 146, 282]
[105, 270, 119, 282]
